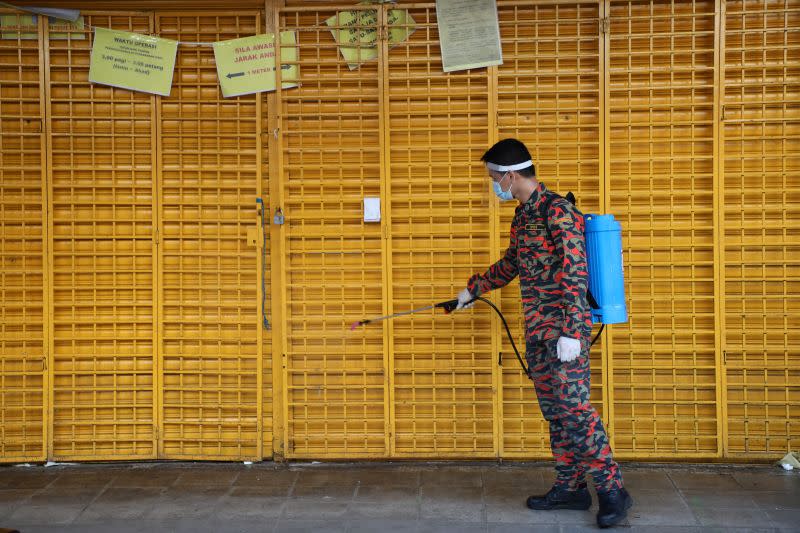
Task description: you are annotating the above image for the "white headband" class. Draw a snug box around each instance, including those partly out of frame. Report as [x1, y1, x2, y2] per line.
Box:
[485, 160, 534, 172]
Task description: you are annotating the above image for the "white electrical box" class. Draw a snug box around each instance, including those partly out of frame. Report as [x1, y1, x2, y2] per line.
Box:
[364, 197, 381, 222]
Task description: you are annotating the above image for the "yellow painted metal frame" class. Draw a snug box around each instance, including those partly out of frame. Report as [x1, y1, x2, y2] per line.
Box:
[0, 0, 797, 463]
[599, 0, 614, 450]
[42, 13, 54, 463]
[151, 13, 162, 460]
[266, 0, 288, 461]
[268, 0, 795, 461]
[377, 6, 396, 458]
[0, 11, 49, 462]
[713, 0, 729, 458]
[487, 64, 501, 458]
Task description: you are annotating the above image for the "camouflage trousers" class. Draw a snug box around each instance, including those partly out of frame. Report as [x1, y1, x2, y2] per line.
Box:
[527, 338, 623, 494]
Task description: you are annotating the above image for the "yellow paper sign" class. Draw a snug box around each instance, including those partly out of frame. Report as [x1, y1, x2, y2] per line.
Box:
[89, 27, 178, 96]
[1, 14, 86, 40]
[213, 31, 299, 98]
[0, 14, 38, 40]
[325, 3, 416, 70]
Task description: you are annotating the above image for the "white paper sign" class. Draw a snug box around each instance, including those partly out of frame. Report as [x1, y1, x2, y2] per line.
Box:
[435, 0, 503, 72]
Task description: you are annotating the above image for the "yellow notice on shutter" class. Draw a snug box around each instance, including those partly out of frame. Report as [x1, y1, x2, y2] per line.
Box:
[325, 1, 415, 70]
[0, 14, 37, 40]
[88, 27, 178, 96]
[213, 31, 299, 98]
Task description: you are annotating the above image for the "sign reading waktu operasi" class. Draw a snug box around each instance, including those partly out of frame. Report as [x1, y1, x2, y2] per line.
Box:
[88, 27, 178, 96]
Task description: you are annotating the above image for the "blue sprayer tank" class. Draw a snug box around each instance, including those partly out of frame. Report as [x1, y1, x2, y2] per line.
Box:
[584, 214, 628, 324]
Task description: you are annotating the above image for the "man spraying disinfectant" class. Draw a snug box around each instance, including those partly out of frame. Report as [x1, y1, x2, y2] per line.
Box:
[454, 138, 633, 528]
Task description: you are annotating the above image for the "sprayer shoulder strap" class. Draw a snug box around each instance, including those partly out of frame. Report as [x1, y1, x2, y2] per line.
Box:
[539, 191, 599, 311]
[539, 191, 576, 245]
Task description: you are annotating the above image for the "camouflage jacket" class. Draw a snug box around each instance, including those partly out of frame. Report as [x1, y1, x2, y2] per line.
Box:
[467, 182, 592, 348]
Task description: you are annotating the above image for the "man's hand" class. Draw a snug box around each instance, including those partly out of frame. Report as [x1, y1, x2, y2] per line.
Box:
[455, 288, 475, 310]
[557, 336, 581, 362]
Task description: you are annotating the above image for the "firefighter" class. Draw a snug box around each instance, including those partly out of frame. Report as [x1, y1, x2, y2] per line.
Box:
[455, 138, 632, 528]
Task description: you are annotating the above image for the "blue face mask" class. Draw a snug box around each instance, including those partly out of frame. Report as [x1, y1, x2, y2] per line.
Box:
[492, 173, 514, 201]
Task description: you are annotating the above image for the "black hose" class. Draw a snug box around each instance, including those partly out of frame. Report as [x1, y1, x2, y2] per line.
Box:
[591, 323, 605, 347]
[473, 296, 529, 376]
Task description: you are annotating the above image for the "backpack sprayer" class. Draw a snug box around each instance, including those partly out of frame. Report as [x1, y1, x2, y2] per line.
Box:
[350, 198, 629, 379]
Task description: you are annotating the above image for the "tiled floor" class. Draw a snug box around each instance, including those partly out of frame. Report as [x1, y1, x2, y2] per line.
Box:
[0, 462, 798, 532]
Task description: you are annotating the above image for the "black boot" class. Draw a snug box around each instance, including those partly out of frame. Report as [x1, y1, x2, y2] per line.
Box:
[526, 484, 592, 511]
[596, 487, 633, 528]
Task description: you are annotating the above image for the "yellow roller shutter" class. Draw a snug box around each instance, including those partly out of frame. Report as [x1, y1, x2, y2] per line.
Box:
[496, 0, 605, 457]
[157, 12, 262, 460]
[607, 0, 719, 458]
[722, 0, 800, 457]
[279, 6, 388, 457]
[48, 13, 157, 460]
[387, 4, 495, 457]
[0, 11, 46, 462]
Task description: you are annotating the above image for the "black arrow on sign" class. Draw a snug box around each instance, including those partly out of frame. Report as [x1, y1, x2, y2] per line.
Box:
[226, 72, 245, 79]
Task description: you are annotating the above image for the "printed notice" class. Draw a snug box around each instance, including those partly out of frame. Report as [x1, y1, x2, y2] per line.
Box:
[213, 31, 299, 98]
[0, 14, 86, 40]
[435, 0, 502, 72]
[0, 14, 37, 39]
[88, 27, 178, 96]
[325, 1, 416, 70]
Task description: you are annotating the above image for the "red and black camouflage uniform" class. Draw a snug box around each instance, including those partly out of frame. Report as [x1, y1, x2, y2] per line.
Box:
[467, 181, 623, 494]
